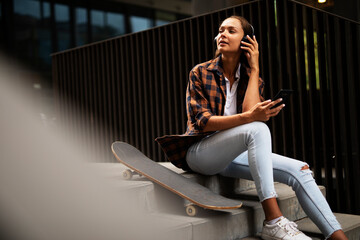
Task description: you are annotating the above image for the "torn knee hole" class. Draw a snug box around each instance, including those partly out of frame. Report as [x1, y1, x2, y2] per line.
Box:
[300, 165, 309, 171]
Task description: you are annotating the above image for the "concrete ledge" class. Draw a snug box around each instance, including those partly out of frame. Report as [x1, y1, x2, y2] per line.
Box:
[94, 163, 360, 240]
[296, 213, 360, 240]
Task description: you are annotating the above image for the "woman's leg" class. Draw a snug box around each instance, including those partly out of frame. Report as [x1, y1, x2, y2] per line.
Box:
[186, 122, 277, 201]
[186, 121, 277, 201]
[220, 152, 343, 239]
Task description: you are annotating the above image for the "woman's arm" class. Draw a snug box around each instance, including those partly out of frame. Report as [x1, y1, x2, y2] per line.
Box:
[241, 35, 262, 112]
[204, 99, 284, 132]
[203, 113, 252, 132]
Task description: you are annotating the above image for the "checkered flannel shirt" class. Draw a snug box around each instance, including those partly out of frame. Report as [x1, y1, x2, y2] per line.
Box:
[155, 55, 264, 170]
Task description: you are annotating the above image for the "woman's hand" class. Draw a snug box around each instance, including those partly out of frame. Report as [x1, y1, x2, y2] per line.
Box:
[248, 99, 285, 122]
[240, 35, 259, 71]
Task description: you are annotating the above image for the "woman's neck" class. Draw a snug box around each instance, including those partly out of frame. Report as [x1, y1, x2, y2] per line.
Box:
[221, 54, 240, 79]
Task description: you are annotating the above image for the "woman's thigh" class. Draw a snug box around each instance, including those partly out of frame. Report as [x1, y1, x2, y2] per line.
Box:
[186, 121, 269, 175]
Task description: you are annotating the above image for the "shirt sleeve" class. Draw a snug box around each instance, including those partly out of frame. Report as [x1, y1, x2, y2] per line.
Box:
[186, 68, 214, 132]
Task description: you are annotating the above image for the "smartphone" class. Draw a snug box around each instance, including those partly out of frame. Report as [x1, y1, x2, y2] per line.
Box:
[270, 89, 294, 109]
[240, 25, 255, 67]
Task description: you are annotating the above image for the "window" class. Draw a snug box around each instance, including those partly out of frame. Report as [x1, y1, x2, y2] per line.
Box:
[55, 3, 70, 51]
[76, 8, 88, 46]
[43, 1, 50, 19]
[91, 10, 126, 42]
[91, 9, 105, 42]
[155, 11, 176, 27]
[14, 0, 41, 19]
[38, 1, 51, 65]
[130, 16, 152, 33]
[13, 0, 41, 64]
[107, 12, 125, 36]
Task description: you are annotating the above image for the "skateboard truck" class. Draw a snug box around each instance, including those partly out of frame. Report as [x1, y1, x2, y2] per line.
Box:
[122, 169, 142, 180]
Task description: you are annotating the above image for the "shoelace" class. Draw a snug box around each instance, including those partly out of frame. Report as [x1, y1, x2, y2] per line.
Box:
[279, 219, 301, 236]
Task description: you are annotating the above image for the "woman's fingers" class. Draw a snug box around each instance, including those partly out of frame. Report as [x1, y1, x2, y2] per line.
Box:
[240, 45, 253, 54]
[246, 35, 258, 46]
[269, 105, 284, 115]
[265, 98, 283, 109]
[250, 99, 284, 122]
[261, 99, 285, 119]
[267, 104, 285, 119]
[258, 99, 272, 107]
[241, 35, 258, 49]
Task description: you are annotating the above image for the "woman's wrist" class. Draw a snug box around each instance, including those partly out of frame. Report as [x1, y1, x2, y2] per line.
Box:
[250, 66, 259, 74]
[239, 111, 253, 124]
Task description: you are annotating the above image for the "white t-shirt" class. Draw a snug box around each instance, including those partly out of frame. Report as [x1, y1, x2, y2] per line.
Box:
[223, 64, 241, 116]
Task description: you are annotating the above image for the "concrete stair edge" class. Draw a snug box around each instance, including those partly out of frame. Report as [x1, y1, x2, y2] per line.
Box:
[94, 162, 360, 240]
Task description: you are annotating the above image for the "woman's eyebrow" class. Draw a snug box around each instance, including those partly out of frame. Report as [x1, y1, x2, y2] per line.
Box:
[219, 26, 238, 30]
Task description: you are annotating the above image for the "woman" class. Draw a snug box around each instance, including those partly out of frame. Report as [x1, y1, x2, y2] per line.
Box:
[156, 16, 347, 240]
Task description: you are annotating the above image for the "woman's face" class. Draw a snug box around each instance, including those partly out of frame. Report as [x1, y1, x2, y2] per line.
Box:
[216, 18, 244, 56]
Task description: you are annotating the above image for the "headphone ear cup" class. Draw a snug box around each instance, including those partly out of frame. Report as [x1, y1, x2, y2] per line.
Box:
[214, 34, 219, 43]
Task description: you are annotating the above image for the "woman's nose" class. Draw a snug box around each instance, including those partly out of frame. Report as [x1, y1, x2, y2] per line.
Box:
[220, 31, 226, 37]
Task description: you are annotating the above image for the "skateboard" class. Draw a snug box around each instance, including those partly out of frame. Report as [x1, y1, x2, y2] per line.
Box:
[111, 141, 242, 216]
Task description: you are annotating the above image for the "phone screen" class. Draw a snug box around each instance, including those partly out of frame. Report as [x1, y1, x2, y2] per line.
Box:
[270, 89, 293, 109]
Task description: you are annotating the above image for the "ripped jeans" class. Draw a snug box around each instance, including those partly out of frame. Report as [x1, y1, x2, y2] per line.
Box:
[186, 121, 342, 238]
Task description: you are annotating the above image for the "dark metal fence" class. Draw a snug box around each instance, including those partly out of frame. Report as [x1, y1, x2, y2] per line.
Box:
[52, 0, 360, 214]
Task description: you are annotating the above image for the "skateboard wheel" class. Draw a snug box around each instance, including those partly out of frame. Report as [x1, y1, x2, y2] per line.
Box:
[122, 169, 133, 180]
[186, 205, 197, 217]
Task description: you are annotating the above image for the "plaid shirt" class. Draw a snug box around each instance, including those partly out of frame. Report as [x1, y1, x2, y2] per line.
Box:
[155, 55, 264, 170]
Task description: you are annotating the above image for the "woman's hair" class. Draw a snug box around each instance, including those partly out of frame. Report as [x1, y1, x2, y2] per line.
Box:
[214, 15, 253, 61]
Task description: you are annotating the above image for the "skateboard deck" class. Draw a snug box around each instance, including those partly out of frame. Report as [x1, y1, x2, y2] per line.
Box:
[111, 141, 242, 216]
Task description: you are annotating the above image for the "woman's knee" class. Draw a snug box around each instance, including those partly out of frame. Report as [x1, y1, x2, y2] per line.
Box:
[278, 161, 315, 187]
[245, 121, 271, 142]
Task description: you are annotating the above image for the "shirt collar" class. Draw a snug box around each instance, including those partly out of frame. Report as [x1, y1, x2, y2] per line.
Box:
[206, 55, 224, 76]
[207, 54, 241, 80]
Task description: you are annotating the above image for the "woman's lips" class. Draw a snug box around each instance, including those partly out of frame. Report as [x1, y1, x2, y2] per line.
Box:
[219, 41, 228, 45]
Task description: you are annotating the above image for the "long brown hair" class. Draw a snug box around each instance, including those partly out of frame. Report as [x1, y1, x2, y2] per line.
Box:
[214, 16, 253, 62]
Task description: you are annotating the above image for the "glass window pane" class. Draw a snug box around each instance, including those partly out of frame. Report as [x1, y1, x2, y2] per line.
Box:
[55, 4, 70, 51]
[55, 3, 69, 22]
[91, 10, 105, 27]
[76, 8, 88, 46]
[43, 1, 50, 19]
[38, 29, 51, 65]
[40, 2, 51, 65]
[91, 10, 106, 42]
[155, 11, 176, 27]
[107, 12, 125, 36]
[13, 0, 42, 65]
[14, 0, 41, 19]
[155, 20, 169, 27]
[130, 16, 152, 33]
[0, 2, 3, 45]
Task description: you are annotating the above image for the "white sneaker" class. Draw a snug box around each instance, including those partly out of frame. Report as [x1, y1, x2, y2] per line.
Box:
[261, 217, 312, 240]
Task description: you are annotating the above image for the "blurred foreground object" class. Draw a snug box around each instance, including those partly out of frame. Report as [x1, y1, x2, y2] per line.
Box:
[0, 54, 173, 240]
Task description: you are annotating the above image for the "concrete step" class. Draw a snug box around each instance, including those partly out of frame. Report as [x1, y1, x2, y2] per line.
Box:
[92, 163, 156, 211]
[95, 163, 360, 240]
[296, 213, 360, 240]
[241, 213, 360, 240]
